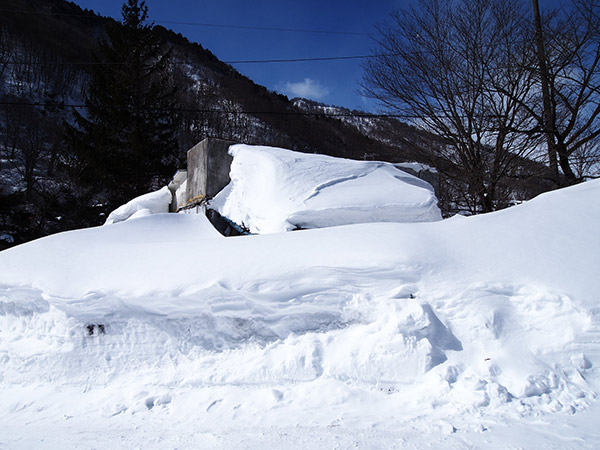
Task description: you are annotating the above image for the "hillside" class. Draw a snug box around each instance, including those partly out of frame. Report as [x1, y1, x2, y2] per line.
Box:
[0, 0, 434, 247]
[0, 0, 554, 248]
[0, 0, 418, 161]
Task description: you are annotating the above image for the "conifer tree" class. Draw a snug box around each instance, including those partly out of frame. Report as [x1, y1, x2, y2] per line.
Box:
[66, 0, 178, 209]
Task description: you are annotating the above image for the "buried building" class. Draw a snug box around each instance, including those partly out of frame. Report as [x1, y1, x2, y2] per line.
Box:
[106, 137, 442, 235]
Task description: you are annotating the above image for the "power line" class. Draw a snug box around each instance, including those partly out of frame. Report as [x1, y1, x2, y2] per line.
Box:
[0, 100, 406, 118]
[0, 8, 373, 36]
[1, 55, 378, 66]
[158, 21, 372, 36]
[225, 55, 374, 64]
[0, 100, 513, 120]
[0, 8, 100, 19]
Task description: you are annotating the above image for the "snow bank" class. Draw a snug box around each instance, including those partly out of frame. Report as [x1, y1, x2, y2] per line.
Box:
[0, 213, 222, 297]
[104, 186, 172, 225]
[210, 144, 441, 233]
[0, 180, 599, 448]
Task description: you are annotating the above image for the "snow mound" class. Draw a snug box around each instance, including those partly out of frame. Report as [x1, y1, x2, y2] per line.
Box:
[210, 144, 441, 233]
[104, 186, 172, 225]
[0, 213, 222, 297]
[0, 180, 599, 448]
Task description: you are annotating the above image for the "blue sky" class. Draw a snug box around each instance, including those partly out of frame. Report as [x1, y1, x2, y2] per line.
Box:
[72, 0, 563, 112]
[72, 0, 404, 111]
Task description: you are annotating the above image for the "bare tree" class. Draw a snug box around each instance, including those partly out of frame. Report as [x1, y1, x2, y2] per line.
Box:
[363, 0, 541, 213]
[0, 102, 55, 200]
[0, 25, 12, 81]
[530, 0, 600, 184]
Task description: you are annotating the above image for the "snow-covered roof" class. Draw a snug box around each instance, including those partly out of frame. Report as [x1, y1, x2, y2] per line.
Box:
[210, 144, 441, 233]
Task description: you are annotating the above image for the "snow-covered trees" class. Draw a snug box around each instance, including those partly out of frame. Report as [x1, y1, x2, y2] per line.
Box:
[65, 0, 178, 210]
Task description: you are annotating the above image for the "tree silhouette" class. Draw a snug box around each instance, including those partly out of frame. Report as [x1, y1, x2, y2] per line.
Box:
[66, 0, 178, 210]
[362, 0, 541, 213]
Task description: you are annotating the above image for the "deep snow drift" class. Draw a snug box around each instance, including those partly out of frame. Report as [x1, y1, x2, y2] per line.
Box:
[210, 144, 441, 233]
[104, 185, 173, 225]
[0, 180, 599, 449]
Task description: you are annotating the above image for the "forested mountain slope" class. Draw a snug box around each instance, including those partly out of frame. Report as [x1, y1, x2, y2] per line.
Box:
[0, 0, 551, 247]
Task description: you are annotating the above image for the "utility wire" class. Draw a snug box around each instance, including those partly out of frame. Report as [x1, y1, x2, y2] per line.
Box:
[158, 21, 372, 36]
[0, 100, 510, 120]
[1, 55, 379, 66]
[225, 55, 374, 64]
[0, 8, 381, 66]
[0, 100, 406, 118]
[0, 8, 373, 36]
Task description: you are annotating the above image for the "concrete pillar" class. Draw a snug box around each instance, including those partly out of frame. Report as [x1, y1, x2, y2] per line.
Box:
[186, 138, 235, 203]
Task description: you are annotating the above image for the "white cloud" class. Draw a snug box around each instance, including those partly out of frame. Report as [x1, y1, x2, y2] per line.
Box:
[278, 78, 330, 100]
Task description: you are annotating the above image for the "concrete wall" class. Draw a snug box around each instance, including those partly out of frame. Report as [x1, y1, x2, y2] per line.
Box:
[206, 139, 235, 197]
[186, 140, 208, 202]
[186, 138, 235, 203]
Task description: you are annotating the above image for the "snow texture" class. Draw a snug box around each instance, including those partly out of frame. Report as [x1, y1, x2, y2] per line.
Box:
[210, 144, 442, 233]
[104, 186, 172, 225]
[0, 179, 599, 449]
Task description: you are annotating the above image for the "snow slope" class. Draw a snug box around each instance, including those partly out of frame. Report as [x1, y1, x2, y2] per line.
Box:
[210, 144, 441, 233]
[0, 180, 599, 449]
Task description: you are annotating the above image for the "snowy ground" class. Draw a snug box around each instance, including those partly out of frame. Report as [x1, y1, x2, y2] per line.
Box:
[0, 175, 599, 448]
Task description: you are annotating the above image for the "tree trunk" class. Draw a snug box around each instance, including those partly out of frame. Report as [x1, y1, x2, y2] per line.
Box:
[556, 141, 578, 185]
[532, 0, 559, 185]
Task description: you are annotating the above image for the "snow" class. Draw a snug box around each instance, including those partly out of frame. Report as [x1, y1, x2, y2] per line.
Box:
[395, 161, 438, 174]
[0, 233, 14, 244]
[210, 144, 441, 233]
[0, 178, 599, 449]
[174, 178, 187, 209]
[104, 185, 172, 225]
[168, 169, 188, 210]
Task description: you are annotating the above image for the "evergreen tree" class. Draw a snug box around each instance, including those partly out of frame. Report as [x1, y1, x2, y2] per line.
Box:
[66, 0, 178, 210]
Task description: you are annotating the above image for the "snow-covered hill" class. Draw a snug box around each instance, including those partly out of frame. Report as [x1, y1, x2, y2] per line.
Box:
[0, 179, 599, 448]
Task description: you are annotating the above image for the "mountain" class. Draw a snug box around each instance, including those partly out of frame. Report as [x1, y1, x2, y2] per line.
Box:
[0, 0, 552, 248]
[0, 0, 434, 246]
